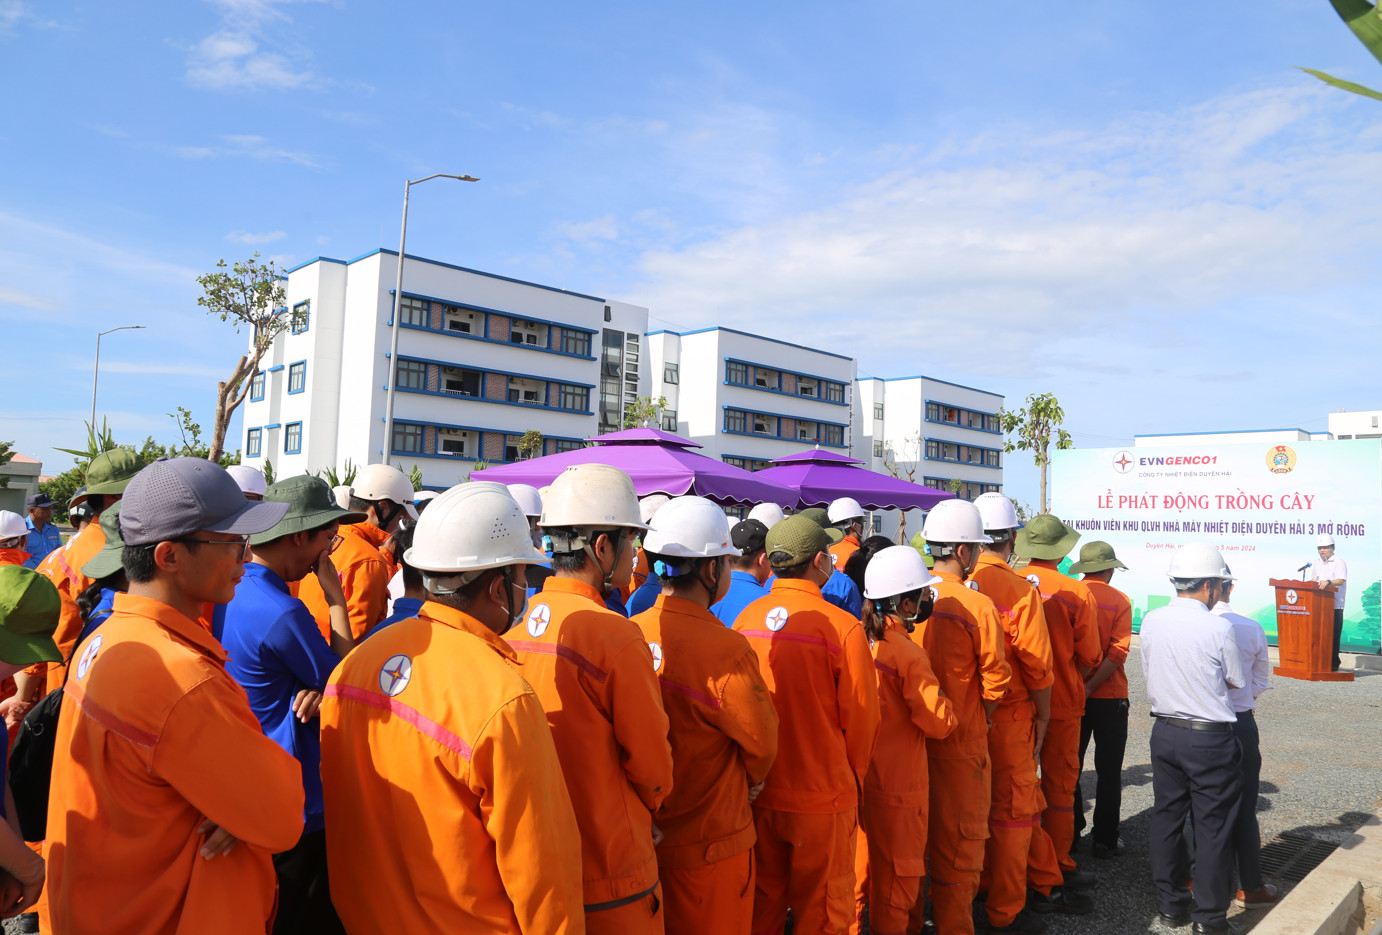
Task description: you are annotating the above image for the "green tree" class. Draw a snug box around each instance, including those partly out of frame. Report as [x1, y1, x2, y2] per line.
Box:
[197, 254, 298, 463]
[407, 464, 424, 492]
[517, 430, 544, 460]
[1302, 1, 1382, 101]
[55, 419, 120, 469]
[134, 409, 238, 466]
[38, 468, 83, 523]
[316, 460, 359, 488]
[1362, 581, 1381, 630]
[623, 396, 669, 430]
[0, 441, 12, 489]
[946, 477, 966, 498]
[880, 433, 923, 543]
[262, 458, 276, 486]
[1000, 392, 1074, 515]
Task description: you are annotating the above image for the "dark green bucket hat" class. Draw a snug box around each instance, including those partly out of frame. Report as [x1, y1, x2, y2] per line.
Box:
[0, 565, 63, 665]
[795, 507, 845, 544]
[249, 475, 367, 546]
[85, 449, 146, 496]
[82, 502, 126, 580]
[1068, 540, 1128, 575]
[1015, 514, 1081, 562]
[765, 515, 830, 568]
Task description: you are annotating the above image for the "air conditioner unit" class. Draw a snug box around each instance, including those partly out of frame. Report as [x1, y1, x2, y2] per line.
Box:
[447, 319, 472, 333]
[525, 333, 538, 345]
[523, 390, 540, 403]
[756, 376, 769, 387]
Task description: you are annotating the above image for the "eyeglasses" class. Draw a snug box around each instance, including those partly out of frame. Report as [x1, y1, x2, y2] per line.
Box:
[329, 535, 343, 554]
[176, 535, 252, 554]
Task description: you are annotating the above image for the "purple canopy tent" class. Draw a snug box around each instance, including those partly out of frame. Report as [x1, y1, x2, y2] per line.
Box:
[753, 447, 956, 511]
[470, 428, 797, 508]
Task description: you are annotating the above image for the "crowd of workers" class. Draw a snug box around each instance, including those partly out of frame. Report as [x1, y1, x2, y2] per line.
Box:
[0, 447, 1282, 935]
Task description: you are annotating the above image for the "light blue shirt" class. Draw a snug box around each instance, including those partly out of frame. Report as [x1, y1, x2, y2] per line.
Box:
[1140, 596, 1245, 724]
[1213, 602, 1271, 713]
[23, 517, 62, 570]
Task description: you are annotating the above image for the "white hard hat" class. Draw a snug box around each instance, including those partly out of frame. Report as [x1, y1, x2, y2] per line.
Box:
[827, 497, 866, 524]
[638, 494, 672, 525]
[332, 485, 353, 510]
[225, 465, 268, 498]
[921, 499, 992, 544]
[506, 483, 543, 518]
[864, 545, 941, 600]
[414, 490, 440, 504]
[352, 464, 419, 520]
[1166, 543, 1234, 581]
[539, 464, 648, 530]
[0, 510, 27, 541]
[747, 503, 786, 528]
[642, 496, 740, 559]
[974, 491, 1019, 531]
[1316, 533, 1335, 548]
[404, 482, 545, 576]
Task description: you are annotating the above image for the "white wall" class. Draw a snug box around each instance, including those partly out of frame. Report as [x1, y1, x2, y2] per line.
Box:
[1329, 411, 1382, 439]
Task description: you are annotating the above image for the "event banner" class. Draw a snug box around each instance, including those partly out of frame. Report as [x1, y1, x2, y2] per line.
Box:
[1049, 439, 1382, 653]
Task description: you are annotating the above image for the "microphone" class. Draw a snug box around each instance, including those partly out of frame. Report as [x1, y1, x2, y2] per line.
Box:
[1296, 562, 1312, 576]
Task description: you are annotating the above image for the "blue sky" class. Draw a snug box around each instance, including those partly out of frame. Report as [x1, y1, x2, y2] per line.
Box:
[4, 0, 1382, 505]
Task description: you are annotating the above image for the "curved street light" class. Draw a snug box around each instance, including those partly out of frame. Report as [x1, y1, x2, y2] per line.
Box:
[91, 325, 146, 429]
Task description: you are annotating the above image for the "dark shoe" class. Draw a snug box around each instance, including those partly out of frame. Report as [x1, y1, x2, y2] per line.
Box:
[1235, 883, 1280, 908]
[1091, 841, 1124, 859]
[1061, 868, 1098, 891]
[1028, 887, 1094, 916]
[1158, 910, 1191, 928]
[1192, 921, 1245, 935]
[989, 908, 1048, 933]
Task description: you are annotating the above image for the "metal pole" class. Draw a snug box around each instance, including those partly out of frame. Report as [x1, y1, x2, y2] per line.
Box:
[382, 179, 412, 466]
[90, 331, 102, 430]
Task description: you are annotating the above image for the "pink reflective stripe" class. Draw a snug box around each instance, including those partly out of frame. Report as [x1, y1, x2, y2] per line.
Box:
[56, 547, 74, 581]
[991, 601, 1017, 620]
[1096, 602, 1119, 612]
[874, 660, 900, 680]
[65, 676, 159, 749]
[1048, 594, 1080, 613]
[658, 676, 721, 710]
[325, 684, 472, 761]
[507, 640, 609, 682]
[930, 610, 977, 634]
[738, 629, 842, 655]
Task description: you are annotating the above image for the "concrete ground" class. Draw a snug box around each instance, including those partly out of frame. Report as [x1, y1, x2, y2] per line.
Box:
[1046, 646, 1382, 935]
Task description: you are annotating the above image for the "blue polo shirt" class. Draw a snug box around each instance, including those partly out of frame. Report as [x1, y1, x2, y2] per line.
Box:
[221, 563, 340, 837]
[822, 569, 863, 618]
[711, 570, 770, 627]
[23, 518, 61, 570]
[364, 596, 425, 641]
[626, 574, 662, 617]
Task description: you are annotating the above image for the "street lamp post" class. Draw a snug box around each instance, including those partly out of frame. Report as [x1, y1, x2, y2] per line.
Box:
[381, 173, 480, 466]
[91, 325, 146, 429]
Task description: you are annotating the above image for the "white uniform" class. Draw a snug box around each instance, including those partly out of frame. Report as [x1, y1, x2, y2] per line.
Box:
[1312, 556, 1347, 610]
[1140, 597, 1245, 723]
[1212, 602, 1271, 713]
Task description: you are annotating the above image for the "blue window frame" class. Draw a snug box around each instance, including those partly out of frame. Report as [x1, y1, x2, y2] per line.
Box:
[247, 427, 262, 458]
[284, 422, 302, 454]
[250, 371, 265, 401]
[288, 361, 306, 394]
[291, 300, 310, 335]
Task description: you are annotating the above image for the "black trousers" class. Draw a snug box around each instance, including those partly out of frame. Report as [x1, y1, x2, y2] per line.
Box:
[1074, 697, 1129, 848]
[1149, 719, 1242, 927]
[273, 829, 347, 935]
[1232, 710, 1264, 892]
[1332, 609, 1344, 671]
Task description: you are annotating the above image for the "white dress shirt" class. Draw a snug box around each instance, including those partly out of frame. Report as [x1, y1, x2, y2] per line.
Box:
[1140, 596, 1245, 723]
[1312, 556, 1348, 610]
[1213, 601, 1271, 713]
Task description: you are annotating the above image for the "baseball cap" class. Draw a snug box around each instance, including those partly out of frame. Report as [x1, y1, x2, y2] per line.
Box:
[85, 449, 146, 496]
[765, 515, 830, 568]
[730, 519, 769, 554]
[0, 565, 63, 665]
[119, 458, 289, 547]
[250, 475, 367, 546]
[225, 465, 268, 498]
[796, 507, 845, 544]
[82, 502, 126, 580]
[26, 493, 55, 510]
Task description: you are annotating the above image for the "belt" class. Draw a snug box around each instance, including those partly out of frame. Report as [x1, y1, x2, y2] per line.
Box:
[1153, 715, 1234, 732]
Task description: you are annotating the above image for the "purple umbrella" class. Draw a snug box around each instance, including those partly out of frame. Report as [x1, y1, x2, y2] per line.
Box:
[754, 447, 956, 511]
[470, 428, 797, 507]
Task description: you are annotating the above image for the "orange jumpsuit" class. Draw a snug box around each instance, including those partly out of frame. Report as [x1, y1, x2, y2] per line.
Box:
[829, 533, 861, 572]
[969, 552, 1060, 925]
[509, 576, 674, 934]
[35, 521, 104, 692]
[1083, 580, 1131, 702]
[851, 619, 956, 935]
[320, 601, 586, 933]
[46, 593, 304, 934]
[296, 521, 393, 641]
[624, 547, 650, 602]
[914, 571, 1011, 935]
[632, 595, 779, 935]
[1022, 559, 1102, 876]
[733, 577, 879, 935]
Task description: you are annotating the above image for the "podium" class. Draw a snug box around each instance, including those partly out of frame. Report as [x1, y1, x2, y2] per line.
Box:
[1269, 579, 1353, 682]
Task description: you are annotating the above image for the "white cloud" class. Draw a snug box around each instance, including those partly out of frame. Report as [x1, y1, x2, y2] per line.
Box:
[185, 0, 323, 91]
[226, 230, 286, 245]
[172, 134, 321, 167]
[0, 285, 57, 312]
[553, 214, 618, 245]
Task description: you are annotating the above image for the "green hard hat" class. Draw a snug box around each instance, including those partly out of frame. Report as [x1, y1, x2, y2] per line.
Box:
[765, 515, 830, 567]
[85, 449, 146, 497]
[795, 507, 845, 544]
[0, 565, 63, 666]
[250, 475, 368, 546]
[1068, 540, 1128, 575]
[1015, 514, 1080, 562]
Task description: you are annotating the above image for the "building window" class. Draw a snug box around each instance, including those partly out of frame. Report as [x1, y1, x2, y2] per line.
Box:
[821, 424, 844, 447]
[873, 440, 884, 458]
[246, 428, 262, 457]
[724, 409, 747, 433]
[604, 305, 612, 322]
[985, 449, 1001, 467]
[509, 319, 549, 347]
[443, 305, 480, 334]
[754, 368, 778, 390]
[399, 296, 430, 327]
[824, 381, 845, 404]
[562, 330, 592, 356]
[661, 409, 678, 431]
[926, 440, 940, 460]
[753, 414, 773, 435]
[288, 361, 306, 394]
[284, 422, 302, 454]
[392, 422, 423, 454]
[505, 440, 522, 461]
[559, 384, 589, 411]
[723, 455, 746, 470]
[290, 300, 310, 334]
[397, 360, 427, 391]
[507, 377, 543, 405]
[554, 439, 584, 453]
[726, 361, 748, 385]
[437, 428, 471, 457]
[873, 402, 884, 421]
[249, 371, 265, 402]
[664, 362, 679, 384]
[926, 402, 940, 422]
[440, 366, 480, 396]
